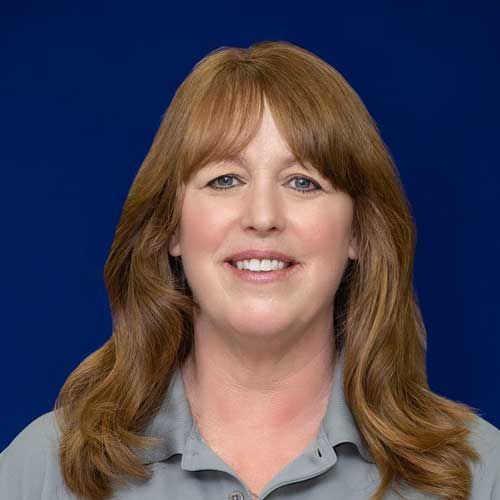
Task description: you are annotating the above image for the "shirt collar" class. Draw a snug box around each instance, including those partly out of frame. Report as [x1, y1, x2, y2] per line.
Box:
[320, 349, 374, 463]
[134, 349, 374, 465]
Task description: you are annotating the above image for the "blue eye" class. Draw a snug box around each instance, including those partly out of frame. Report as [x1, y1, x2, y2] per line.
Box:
[207, 175, 321, 195]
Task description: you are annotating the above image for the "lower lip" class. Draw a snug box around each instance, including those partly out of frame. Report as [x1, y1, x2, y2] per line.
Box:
[223, 262, 300, 283]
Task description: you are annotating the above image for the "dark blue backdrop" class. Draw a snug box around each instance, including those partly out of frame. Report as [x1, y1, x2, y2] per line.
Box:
[1, 1, 499, 451]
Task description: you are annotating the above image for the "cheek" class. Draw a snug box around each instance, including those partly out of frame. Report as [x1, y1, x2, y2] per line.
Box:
[180, 196, 231, 254]
[299, 211, 352, 259]
[299, 213, 353, 303]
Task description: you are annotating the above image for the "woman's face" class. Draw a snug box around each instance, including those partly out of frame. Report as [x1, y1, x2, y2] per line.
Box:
[169, 104, 358, 342]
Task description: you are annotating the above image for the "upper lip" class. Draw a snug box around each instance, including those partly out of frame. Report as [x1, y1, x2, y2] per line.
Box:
[225, 250, 298, 264]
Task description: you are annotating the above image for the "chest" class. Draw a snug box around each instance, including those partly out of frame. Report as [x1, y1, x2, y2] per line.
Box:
[197, 422, 323, 498]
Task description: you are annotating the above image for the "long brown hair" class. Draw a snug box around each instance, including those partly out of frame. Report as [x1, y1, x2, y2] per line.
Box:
[54, 40, 480, 500]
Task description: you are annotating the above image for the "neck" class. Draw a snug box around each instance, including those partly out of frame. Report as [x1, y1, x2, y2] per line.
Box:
[180, 323, 337, 433]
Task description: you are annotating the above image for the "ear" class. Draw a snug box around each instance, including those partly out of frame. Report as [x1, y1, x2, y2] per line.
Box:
[168, 229, 181, 257]
[348, 234, 359, 260]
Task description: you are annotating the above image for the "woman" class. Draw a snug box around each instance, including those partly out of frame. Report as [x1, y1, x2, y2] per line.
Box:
[1, 41, 499, 500]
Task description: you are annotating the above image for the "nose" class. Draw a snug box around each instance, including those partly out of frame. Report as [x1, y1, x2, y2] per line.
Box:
[239, 177, 286, 233]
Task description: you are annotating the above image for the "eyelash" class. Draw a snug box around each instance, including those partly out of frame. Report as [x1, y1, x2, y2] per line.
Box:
[207, 174, 322, 195]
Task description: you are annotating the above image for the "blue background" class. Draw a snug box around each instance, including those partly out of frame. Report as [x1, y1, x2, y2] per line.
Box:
[1, 1, 499, 451]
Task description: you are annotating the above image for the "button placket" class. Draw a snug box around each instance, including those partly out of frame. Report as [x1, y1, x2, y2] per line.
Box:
[228, 491, 245, 500]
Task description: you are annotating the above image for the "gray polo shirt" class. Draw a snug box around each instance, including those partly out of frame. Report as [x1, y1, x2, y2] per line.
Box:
[2, 351, 500, 499]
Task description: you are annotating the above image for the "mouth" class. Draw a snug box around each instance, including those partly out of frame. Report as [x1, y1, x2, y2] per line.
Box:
[225, 260, 295, 269]
[222, 260, 300, 283]
[224, 249, 298, 263]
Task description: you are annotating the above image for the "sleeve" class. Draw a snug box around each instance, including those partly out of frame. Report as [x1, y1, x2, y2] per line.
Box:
[487, 442, 500, 499]
[468, 415, 500, 500]
[0, 412, 63, 500]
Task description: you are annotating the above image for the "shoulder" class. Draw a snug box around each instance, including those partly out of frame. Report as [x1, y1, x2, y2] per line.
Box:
[468, 413, 500, 498]
[1, 410, 61, 453]
[468, 413, 500, 459]
[0, 410, 71, 499]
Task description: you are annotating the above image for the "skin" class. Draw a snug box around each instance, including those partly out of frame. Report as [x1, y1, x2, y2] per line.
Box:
[168, 102, 358, 479]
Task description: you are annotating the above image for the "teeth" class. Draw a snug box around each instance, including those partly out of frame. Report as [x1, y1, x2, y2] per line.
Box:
[233, 259, 288, 271]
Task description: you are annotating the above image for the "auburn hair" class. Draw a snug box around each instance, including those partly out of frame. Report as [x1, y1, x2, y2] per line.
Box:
[54, 40, 480, 499]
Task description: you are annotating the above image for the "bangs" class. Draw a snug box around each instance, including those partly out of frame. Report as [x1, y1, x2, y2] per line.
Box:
[177, 46, 371, 197]
[180, 64, 266, 183]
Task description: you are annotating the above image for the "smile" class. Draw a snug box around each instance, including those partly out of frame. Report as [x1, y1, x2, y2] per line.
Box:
[222, 261, 300, 283]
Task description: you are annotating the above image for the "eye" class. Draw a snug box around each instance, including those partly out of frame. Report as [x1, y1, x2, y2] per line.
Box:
[207, 174, 322, 195]
[208, 175, 241, 190]
[288, 175, 321, 194]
